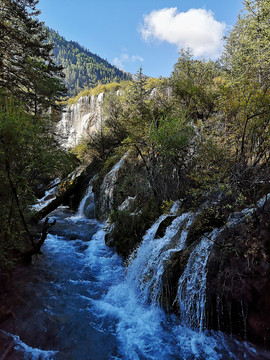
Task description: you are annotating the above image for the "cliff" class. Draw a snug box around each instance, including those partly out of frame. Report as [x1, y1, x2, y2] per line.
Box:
[57, 93, 104, 148]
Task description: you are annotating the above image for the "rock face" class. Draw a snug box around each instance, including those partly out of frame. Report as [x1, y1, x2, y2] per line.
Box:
[57, 93, 104, 148]
[56, 87, 162, 149]
[206, 197, 270, 347]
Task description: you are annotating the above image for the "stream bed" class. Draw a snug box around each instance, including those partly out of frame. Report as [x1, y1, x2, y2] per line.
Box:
[2, 206, 269, 359]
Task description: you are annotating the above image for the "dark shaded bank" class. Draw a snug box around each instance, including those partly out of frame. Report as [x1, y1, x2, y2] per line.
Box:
[0, 265, 41, 359]
[206, 197, 270, 348]
[0, 159, 102, 357]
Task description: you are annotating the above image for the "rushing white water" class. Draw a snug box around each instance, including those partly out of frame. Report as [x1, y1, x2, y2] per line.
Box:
[126, 210, 194, 306]
[99, 152, 129, 216]
[5, 331, 58, 360]
[177, 230, 217, 331]
[32, 178, 60, 211]
[77, 183, 95, 219]
[11, 187, 267, 359]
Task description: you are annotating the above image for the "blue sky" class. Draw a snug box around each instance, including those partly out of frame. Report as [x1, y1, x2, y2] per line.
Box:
[38, 0, 243, 78]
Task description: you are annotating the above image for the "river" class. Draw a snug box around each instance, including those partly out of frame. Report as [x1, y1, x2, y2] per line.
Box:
[4, 197, 268, 359]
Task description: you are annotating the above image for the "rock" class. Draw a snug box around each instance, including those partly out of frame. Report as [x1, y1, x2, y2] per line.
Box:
[105, 232, 114, 248]
[57, 94, 104, 148]
[205, 198, 270, 349]
[160, 249, 190, 312]
[155, 216, 177, 239]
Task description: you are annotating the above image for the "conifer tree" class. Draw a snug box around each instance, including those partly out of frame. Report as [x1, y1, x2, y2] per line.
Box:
[0, 0, 66, 113]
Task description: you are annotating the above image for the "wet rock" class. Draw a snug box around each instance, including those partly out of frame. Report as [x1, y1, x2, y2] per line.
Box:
[155, 216, 177, 239]
[205, 198, 270, 349]
[105, 232, 114, 248]
[160, 248, 191, 312]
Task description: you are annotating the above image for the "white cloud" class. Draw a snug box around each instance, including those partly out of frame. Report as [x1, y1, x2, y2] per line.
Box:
[140, 7, 226, 58]
[113, 53, 144, 70]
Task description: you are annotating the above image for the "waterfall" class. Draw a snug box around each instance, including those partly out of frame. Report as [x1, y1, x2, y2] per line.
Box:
[57, 94, 104, 148]
[175, 198, 266, 332]
[177, 230, 218, 331]
[10, 182, 266, 359]
[89, 201, 261, 359]
[98, 153, 129, 216]
[77, 183, 95, 219]
[123, 196, 268, 335]
[126, 205, 195, 306]
[32, 178, 60, 211]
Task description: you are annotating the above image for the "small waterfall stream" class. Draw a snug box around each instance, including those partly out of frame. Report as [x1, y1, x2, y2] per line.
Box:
[32, 178, 60, 211]
[177, 231, 217, 331]
[77, 183, 95, 219]
[99, 152, 129, 216]
[126, 210, 195, 306]
[7, 185, 267, 359]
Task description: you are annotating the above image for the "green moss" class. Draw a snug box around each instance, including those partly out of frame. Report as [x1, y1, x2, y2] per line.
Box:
[108, 198, 160, 258]
[62, 81, 131, 105]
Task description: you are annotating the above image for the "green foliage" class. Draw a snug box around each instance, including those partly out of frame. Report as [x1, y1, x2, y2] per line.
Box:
[0, 100, 75, 268]
[212, 0, 270, 197]
[47, 29, 132, 97]
[150, 116, 194, 156]
[66, 81, 130, 105]
[108, 198, 159, 258]
[0, 2, 77, 268]
[171, 49, 218, 121]
[75, 0, 270, 242]
[222, 0, 270, 87]
[161, 200, 174, 214]
[0, 1, 66, 113]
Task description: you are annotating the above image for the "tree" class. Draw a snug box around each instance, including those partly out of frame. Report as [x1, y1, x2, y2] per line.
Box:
[0, 1, 76, 267]
[170, 49, 218, 122]
[46, 28, 132, 96]
[0, 100, 75, 268]
[222, 0, 270, 87]
[0, 0, 66, 113]
[220, 0, 270, 178]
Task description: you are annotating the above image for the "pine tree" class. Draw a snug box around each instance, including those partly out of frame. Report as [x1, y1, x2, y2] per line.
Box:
[0, 0, 66, 113]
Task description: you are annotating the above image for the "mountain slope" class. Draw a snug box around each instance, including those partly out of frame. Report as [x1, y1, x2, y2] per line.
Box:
[47, 29, 131, 96]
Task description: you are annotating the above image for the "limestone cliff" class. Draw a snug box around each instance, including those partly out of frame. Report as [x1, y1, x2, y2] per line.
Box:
[57, 93, 104, 148]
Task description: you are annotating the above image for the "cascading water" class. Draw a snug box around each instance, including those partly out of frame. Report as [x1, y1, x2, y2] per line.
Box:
[57, 94, 104, 148]
[99, 152, 129, 216]
[177, 230, 217, 331]
[32, 178, 60, 211]
[77, 183, 95, 218]
[175, 198, 267, 333]
[126, 208, 195, 306]
[7, 186, 268, 359]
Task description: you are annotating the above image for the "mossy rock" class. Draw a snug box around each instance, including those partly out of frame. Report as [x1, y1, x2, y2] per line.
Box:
[186, 206, 226, 247]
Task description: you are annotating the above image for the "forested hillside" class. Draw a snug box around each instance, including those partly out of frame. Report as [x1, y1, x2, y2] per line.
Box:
[47, 29, 132, 96]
